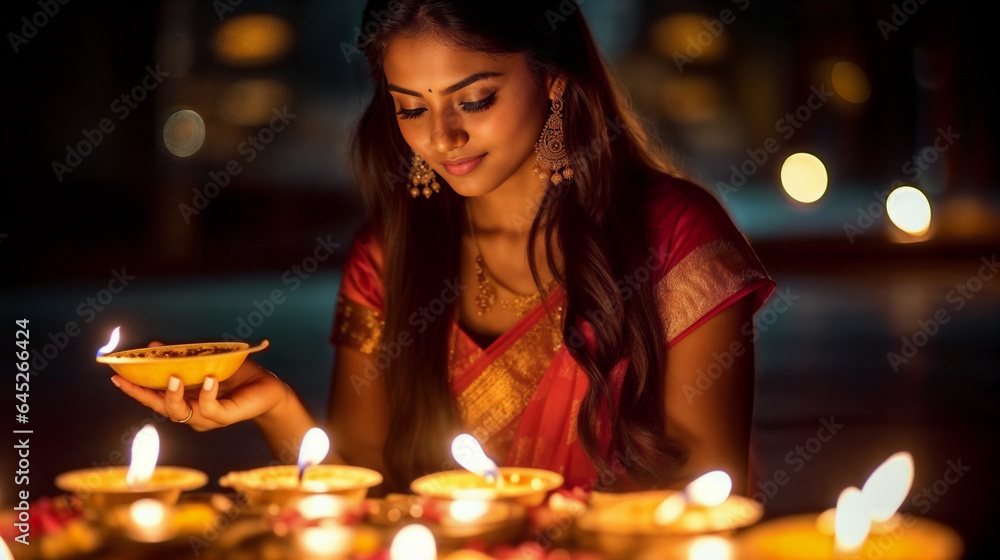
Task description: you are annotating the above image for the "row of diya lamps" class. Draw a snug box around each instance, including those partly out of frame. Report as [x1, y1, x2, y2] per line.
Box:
[7, 425, 963, 560]
[1, 329, 963, 559]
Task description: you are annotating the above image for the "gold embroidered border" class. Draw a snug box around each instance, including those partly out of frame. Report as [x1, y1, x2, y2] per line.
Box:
[655, 239, 767, 342]
[456, 305, 565, 454]
[331, 295, 384, 355]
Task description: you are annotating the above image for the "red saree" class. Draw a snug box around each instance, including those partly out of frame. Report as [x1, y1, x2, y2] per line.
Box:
[331, 177, 775, 490]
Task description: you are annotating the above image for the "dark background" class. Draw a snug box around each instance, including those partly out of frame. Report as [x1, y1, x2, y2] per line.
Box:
[2, 1, 998, 559]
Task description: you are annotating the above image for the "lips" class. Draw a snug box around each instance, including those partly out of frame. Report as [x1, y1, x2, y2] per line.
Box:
[441, 154, 485, 176]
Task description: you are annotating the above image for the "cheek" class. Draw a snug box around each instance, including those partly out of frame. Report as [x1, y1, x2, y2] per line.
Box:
[477, 103, 543, 151]
[395, 120, 421, 150]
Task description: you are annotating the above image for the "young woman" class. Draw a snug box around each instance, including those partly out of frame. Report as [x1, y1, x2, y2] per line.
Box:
[113, 0, 774, 495]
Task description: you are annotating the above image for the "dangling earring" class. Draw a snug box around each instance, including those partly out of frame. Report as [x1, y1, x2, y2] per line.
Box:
[532, 84, 573, 184]
[408, 151, 441, 198]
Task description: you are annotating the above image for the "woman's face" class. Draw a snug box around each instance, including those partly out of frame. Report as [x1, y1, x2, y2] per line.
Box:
[383, 32, 553, 198]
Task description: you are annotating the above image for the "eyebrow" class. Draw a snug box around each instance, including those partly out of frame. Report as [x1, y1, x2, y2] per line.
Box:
[387, 71, 502, 98]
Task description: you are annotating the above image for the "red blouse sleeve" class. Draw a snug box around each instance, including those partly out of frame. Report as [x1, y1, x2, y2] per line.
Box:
[647, 177, 776, 346]
[329, 223, 386, 355]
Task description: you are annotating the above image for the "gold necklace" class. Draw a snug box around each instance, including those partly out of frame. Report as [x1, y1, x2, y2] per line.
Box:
[466, 205, 556, 318]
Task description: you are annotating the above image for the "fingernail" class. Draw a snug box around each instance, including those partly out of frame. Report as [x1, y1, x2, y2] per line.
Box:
[168, 377, 180, 392]
[110, 377, 121, 388]
[203, 377, 215, 391]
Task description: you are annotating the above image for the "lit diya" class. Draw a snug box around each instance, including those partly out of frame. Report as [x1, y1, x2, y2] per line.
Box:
[220, 427, 383, 510]
[575, 471, 762, 559]
[410, 434, 563, 507]
[738, 452, 963, 560]
[55, 425, 207, 516]
[95, 326, 269, 389]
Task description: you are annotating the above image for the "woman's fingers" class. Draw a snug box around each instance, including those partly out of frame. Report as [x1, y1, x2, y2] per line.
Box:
[164, 376, 194, 423]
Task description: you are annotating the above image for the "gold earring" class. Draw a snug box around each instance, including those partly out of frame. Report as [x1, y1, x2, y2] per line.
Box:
[408, 152, 441, 198]
[532, 85, 573, 184]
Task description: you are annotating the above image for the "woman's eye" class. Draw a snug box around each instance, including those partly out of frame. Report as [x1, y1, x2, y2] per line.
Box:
[461, 93, 496, 114]
[396, 107, 426, 120]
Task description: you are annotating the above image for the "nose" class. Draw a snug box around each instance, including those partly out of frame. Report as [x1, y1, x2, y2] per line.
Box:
[430, 109, 469, 154]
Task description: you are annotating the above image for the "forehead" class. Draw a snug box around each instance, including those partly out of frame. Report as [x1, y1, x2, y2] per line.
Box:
[383, 32, 525, 90]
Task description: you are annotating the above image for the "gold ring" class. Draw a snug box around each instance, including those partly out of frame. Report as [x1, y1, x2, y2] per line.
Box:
[175, 406, 194, 424]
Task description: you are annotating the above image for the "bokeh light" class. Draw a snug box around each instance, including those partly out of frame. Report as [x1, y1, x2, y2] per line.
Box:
[688, 536, 732, 560]
[780, 152, 828, 203]
[162, 110, 205, 158]
[831, 61, 872, 104]
[887, 186, 932, 236]
[213, 13, 294, 67]
[651, 13, 728, 63]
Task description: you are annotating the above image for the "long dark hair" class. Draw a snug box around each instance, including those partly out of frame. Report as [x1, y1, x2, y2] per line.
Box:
[351, 0, 686, 490]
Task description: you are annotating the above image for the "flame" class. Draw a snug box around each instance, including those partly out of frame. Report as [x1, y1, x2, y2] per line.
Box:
[389, 524, 436, 560]
[834, 486, 871, 552]
[126, 425, 159, 488]
[448, 499, 490, 523]
[688, 536, 732, 560]
[653, 492, 687, 525]
[862, 451, 915, 523]
[297, 428, 330, 480]
[97, 327, 121, 356]
[686, 470, 732, 507]
[451, 434, 499, 483]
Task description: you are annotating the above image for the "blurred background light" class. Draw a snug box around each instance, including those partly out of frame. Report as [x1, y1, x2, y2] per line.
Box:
[831, 60, 872, 104]
[887, 185, 932, 236]
[651, 13, 728, 62]
[162, 109, 206, 157]
[221, 79, 293, 126]
[780, 152, 828, 203]
[659, 76, 723, 124]
[213, 13, 294, 67]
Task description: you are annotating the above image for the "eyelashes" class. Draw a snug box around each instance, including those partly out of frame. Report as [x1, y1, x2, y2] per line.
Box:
[396, 92, 497, 120]
[462, 92, 497, 114]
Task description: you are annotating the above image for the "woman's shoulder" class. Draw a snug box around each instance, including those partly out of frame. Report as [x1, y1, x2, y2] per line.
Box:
[340, 221, 386, 311]
[642, 173, 748, 269]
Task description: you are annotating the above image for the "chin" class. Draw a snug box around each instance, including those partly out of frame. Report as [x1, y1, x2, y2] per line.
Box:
[446, 179, 501, 198]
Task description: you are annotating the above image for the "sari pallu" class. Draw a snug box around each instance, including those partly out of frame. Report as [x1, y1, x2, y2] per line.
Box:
[331, 178, 776, 490]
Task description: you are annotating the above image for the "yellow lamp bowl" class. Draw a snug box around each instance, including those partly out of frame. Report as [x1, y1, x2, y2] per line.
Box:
[96, 340, 269, 389]
[575, 490, 763, 559]
[410, 467, 564, 507]
[55, 466, 208, 510]
[220, 464, 384, 508]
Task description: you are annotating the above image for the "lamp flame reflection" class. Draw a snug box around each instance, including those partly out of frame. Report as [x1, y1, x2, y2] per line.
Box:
[448, 499, 490, 523]
[126, 425, 159, 489]
[390, 524, 436, 560]
[688, 536, 732, 560]
[97, 326, 121, 356]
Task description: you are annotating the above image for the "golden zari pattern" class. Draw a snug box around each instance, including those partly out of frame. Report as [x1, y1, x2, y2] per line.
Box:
[454, 302, 565, 458]
[331, 295, 384, 355]
[655, 239, 768, 341]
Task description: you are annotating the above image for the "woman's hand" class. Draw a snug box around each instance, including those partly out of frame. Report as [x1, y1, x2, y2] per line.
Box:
[111, 358, 287, 432]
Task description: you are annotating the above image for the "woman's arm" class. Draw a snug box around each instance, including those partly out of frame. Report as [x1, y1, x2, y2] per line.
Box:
[327, 345, 391, 476]
[662, 294, 756, 495]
